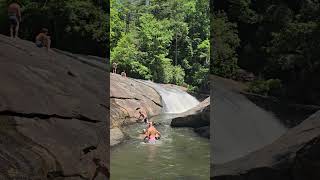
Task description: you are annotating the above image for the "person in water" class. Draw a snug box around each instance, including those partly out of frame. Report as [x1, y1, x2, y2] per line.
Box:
[145, 121, 161, 144]
[35, 28, 51, 52]
[8, 1, 21, 39]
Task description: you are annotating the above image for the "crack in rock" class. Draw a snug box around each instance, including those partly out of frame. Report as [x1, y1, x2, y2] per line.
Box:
[47, 171, 88, 179]
[110, 96, 140, 100]
[0, 110, 101, 123]
[111, 95, 162, 107]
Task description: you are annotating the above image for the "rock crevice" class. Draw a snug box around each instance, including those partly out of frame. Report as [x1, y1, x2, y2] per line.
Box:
[0, 110, 101, 123]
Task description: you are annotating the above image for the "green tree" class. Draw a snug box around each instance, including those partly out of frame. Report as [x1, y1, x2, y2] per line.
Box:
[211, 12, 240, 78]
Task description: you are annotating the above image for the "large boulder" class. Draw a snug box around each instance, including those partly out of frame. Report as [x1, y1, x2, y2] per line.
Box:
[171, 97, 210, 138]
[212, 110, 320, 180]
[0, 35, 108, 179]
[110, 73, 162, 146]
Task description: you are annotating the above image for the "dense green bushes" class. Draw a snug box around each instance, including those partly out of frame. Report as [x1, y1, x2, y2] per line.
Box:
[111, 0, 209, 89]
[0, 0, 108, 57]
[248, 79, 282, 96]
[212, 0, 320, 104]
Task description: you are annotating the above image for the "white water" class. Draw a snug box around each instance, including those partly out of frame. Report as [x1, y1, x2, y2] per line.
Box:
[137, 80, 200, 113]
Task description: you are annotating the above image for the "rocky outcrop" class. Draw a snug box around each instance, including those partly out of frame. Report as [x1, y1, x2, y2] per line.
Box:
[0, 35, 108, 179]
[212, 110, 320, 180]
[171, 97, 210, 138]
[110, 73, 162, 146]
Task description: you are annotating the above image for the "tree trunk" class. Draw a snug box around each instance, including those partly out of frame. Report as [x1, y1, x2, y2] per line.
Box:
[175, 33, 178, 65]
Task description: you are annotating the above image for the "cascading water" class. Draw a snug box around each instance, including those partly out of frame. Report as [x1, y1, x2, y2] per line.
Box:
[137, 80, 200, 113]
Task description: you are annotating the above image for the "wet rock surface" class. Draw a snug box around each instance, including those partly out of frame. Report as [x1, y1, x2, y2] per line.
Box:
[0, 35, 108, 179]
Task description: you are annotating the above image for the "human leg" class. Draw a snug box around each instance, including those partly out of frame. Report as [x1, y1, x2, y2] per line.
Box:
[10, 25, 14, 38]
[14, 22, 19, 38]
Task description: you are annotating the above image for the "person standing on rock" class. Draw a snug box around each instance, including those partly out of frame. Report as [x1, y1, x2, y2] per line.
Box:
[8, 1, 21, 39]
[112, 62, 117, 73]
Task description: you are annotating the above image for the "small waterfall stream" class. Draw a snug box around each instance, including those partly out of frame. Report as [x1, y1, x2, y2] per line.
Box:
[136, 80, 200, 113]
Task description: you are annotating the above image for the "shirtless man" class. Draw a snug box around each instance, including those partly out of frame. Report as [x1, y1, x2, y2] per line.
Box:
[8, 1, 21, 38]
[112, 62, 117, 73]
[35, 28, 51, 52]
[145, 122, 161, 144]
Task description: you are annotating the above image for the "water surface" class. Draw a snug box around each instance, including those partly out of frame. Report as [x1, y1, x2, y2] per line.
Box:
[111, 114, 210, 180]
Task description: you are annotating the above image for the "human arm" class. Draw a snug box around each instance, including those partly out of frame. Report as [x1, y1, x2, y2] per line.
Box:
[144, 129, 150, 139]
[35, 33, 42, 42]
[156, 130, 161, 137]
[91, 168, 98, 180]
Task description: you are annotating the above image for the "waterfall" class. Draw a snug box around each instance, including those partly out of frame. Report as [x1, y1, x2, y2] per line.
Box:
[137, 80, 200, 114]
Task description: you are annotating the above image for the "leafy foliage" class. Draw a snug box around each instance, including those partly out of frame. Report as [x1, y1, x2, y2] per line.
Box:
[0, 0, 108, 57]
[210, 12, 240, 78]
[111, 0, 210, 90]
[212, 0, 320, 104]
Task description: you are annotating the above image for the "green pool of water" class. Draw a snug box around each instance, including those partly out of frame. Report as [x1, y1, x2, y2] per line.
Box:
[111, 114, 210, 180]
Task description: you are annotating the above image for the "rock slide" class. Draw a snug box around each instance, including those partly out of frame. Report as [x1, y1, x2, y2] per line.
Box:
[0, 35, 108, 179]
[110, 74, 162, 146]
[211, 75, 320, 180]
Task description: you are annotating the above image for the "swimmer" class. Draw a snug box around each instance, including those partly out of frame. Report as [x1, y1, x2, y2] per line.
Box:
[145, 122, 161, 144]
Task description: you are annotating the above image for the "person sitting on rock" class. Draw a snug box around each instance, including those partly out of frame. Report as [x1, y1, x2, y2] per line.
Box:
[35, 28, 51, 52]
[121, 70, 127, 77]
[8, 1, 21, 39]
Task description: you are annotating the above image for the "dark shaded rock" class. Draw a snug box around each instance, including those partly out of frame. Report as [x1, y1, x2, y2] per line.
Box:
[212, 110, 320, 180]
[242, 92, 320, 128]
[194, 126, 210, 138]
[0, 35, 108, 179]
[171, 97, 210, 137]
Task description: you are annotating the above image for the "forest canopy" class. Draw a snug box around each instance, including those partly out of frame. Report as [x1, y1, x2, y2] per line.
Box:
[0, 0, 108, 57]
[111, 0, 210, 91]
[211, 0, 320, 105]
